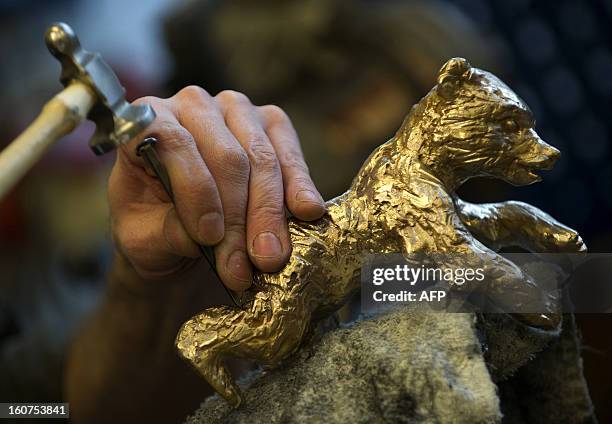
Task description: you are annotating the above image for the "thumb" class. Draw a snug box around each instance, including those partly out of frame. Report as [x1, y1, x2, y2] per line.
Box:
[109, 156, 200, 280]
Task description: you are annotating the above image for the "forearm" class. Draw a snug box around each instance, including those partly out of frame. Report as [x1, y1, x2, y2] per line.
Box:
[64, 254, 220, 424]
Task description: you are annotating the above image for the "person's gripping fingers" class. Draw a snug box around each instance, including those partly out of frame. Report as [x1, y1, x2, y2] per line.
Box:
[259, 105, 326, 221]
[217, 90, 290, 272]
[124, 99, 225, 247]
[173, 86, 253, 290]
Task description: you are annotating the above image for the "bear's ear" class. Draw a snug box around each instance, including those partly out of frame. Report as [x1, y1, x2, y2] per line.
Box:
[437, 57, 472, 100]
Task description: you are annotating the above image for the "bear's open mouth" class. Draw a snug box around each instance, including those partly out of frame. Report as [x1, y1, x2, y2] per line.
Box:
[523, 168, 543, 183]
[515, 159, 555, 184]
[531, 158, 557, 171]
[519, 155, 557, 181]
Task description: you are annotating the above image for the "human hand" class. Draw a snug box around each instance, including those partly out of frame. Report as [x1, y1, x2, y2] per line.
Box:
[109, 87, 326, 290]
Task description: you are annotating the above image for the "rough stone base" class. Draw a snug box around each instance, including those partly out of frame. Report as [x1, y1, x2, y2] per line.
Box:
[186, 311, 502, 424]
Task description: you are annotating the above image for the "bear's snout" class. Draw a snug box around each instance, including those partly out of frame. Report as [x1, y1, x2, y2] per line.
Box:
[532, 143, 560, 170]
[521, 133, 560, 171]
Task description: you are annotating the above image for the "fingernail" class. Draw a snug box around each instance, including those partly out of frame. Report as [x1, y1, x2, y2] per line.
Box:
[252, 231, 282, 259]
[198, 212, 224, 244]
[296, 189, 323, 206]
[227, 250, 252, 282]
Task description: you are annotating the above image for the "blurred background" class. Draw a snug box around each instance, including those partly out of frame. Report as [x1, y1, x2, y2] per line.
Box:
[0, 0, 610, 421]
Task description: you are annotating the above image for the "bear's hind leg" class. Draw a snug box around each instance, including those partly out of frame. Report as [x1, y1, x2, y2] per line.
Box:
[176, 306, 244, 407]
[176, 286, 315, 406]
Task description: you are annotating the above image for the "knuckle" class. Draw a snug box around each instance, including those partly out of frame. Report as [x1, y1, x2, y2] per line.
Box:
[173, 86, 216, 117]
[247, 137, 279, 170]
[213, 145, 250, 177]
[224, 220, 246, 236]
[252, 200, 284, 222]
[281, 150, 309, 174]
[133, 95, 164, 108]
[261, 104, 289, 124]
[217, 89, 250, 106]
[220, 193, 249, 222]
[176, 85, 211, 102]
[289, 176, 315, 191]
[181, 178, 214, 204]
[154, 122, 194, 152]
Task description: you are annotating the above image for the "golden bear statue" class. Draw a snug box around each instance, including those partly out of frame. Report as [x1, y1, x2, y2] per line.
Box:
[176, 58, 586, 407]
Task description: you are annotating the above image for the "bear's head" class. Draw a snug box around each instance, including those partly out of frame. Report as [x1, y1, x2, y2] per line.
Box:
[412, 58, 559, 188]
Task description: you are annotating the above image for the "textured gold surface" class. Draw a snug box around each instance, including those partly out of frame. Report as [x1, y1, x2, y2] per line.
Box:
[176, 58, 586, 407]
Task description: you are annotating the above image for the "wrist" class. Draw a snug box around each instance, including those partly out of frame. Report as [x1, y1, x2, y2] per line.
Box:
[110, 252, 200, 298]
[109, 248, 234, 314]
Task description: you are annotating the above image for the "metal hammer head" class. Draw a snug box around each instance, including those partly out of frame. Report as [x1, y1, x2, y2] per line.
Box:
[45, 22, 156, 155]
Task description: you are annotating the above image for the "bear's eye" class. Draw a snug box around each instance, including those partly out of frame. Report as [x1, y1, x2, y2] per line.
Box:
[501, 119, 519, 132]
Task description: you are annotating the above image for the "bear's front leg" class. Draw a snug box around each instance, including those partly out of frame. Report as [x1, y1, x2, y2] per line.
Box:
[399, 229, 560, 330]
[455, 199, 586, 253]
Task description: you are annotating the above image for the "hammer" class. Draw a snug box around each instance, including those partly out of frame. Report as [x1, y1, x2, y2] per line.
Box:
[0, 22, 155, 200]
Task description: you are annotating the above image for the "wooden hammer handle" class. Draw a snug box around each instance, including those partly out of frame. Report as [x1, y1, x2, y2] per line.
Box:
[0, 81, 95, 200]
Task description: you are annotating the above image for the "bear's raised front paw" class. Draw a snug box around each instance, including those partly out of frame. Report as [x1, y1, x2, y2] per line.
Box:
[552, 230, 587, 253]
